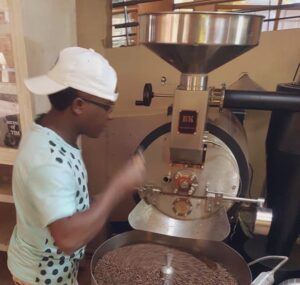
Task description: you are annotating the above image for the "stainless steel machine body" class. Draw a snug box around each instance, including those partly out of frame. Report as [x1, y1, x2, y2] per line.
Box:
[129, 109, 249, 240]
[140, 11, 263, 166]
[129, 12, 267, 241]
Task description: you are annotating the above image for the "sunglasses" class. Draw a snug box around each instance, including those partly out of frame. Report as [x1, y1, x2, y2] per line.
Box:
[78, 97, 113, 112]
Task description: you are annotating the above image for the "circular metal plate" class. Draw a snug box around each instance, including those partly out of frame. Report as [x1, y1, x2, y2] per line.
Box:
[142, 132, 240, 220]
[90, 230, 252, 285]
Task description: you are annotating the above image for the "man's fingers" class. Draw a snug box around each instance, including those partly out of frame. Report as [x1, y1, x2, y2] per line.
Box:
[132, 152, 146, 168]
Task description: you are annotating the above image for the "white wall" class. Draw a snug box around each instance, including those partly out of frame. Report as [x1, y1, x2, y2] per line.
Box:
[21, 0, 77, 114]
[76, 0, 110, 53]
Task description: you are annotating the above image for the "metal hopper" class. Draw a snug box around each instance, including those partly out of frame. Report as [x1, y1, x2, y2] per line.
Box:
[139, 12, 264, 75]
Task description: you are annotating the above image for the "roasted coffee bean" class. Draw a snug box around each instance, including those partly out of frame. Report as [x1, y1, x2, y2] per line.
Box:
[94, 243, 237, 285]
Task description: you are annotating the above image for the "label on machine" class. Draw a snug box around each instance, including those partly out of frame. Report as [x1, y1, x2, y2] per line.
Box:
[178, 110, 198, 134]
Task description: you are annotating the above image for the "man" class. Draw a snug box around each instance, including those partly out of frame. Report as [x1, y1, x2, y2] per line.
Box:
[7, 47, 145, 285]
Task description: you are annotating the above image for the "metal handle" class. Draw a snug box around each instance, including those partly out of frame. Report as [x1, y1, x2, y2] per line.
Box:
[135, 83, 173, 106]
[210, 88, 300, 111]
[140, 186, 265, 207]
[161, 252, 175, 285]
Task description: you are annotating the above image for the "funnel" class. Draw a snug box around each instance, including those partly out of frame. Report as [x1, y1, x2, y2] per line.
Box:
[139, 12, 264, 74]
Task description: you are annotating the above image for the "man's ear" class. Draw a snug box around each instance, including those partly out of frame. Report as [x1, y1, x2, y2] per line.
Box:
[71, 98, 85, 115]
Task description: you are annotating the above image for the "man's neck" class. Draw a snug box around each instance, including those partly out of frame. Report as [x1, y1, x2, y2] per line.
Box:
[37, 110, 79, 148]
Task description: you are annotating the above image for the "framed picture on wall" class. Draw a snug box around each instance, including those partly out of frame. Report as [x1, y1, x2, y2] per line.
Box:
[0, 93, 20, 148]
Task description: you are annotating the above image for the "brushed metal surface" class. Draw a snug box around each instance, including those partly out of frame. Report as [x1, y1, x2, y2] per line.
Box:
[254, 207, 272, 236]
[129, 129, 240, 240]
[90, 230, 252, 285]
[179, 74, 208, 91]
[139, 12, 264, 74]
[136, 131, 240, 219]
[279, 279, 300, 285]
[170, 89, 208, 164]
[129, 200, 230, 240]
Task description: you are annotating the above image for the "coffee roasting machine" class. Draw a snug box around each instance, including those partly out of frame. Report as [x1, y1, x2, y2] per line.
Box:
[129, 12, 272, 241]
[91, 12, 300, 285]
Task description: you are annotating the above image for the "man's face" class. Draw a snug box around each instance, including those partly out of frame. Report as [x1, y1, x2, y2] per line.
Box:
[75, 91, 114, 138]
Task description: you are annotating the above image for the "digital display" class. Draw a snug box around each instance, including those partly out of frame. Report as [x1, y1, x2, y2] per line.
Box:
[178, 110, 198, 134]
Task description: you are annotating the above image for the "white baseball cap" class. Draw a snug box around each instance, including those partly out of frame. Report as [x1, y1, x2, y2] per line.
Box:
[25, 47, 118, 102]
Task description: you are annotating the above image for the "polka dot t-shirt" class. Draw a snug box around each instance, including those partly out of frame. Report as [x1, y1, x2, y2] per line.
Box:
[7, 123, 89, 285]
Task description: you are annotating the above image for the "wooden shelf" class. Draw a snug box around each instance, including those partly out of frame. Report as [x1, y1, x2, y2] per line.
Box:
[0, 82, 16, 94]
[0, 164, 13, 203]
[0, 182, 12, 203]
[0, 203, 15, 251]
[0, 147, 16, 165]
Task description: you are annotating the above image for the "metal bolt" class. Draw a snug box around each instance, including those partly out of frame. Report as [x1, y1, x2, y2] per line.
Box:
[180, 181, 189, 189]
[161, 76, 167, 84]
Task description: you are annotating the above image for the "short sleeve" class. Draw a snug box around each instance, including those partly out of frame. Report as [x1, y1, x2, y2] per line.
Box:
[26, 163, 77, 227]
